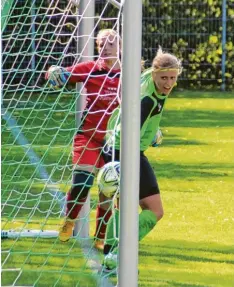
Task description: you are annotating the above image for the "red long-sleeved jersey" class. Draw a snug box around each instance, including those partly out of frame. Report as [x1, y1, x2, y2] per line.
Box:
[66, 60, 121, 143]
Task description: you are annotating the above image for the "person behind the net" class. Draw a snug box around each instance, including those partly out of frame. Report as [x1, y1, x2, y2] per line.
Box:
[46, 29, 121, 249]
[102, 46, 182, 271]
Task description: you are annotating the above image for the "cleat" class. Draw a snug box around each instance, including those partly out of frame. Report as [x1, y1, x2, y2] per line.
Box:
[102, 263, 117, 276]
[102, 247, 118, 275]
[94, 239, 104, 251]
[58, 219, 74, 242]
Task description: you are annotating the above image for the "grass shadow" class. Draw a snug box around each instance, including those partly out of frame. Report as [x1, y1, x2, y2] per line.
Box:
[170, 91, 234, 99]
[151, 161, 233, 181]
[162, 109, 234, 128]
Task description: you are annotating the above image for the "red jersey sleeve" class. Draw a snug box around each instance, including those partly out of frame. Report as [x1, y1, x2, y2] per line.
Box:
[66, 61, 95, 83]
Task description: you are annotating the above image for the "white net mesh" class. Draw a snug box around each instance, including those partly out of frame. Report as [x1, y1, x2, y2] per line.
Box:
[1, 1, 121, 286]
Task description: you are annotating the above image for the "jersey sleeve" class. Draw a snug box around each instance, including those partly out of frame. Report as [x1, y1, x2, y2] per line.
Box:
[106, 107, 121, 150]
[65, 61, 94, 83]
[140, 96, 155, 128]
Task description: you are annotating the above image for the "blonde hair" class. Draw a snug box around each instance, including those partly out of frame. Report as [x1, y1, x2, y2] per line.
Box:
[96, 29, 121, 45]
[152, 46, 182, 74]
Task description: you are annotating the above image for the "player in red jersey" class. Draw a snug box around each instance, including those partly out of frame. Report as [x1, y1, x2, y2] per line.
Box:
[46, 29, 121, 249]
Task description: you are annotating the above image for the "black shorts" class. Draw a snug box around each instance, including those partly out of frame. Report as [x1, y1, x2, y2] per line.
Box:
[102, 148, 160, 200]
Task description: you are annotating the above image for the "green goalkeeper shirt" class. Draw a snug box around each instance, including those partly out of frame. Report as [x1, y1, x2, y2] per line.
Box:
[107, 68, 168, 152]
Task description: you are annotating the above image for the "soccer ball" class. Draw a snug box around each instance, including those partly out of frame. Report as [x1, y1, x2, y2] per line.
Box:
[97, 161, 120, 198]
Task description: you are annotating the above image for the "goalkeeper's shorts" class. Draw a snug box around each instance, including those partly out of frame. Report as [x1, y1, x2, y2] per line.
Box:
[103, 148, 160, 199]
[73, 134, 105, 170]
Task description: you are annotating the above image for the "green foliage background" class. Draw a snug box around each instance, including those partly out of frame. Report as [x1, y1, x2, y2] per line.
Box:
[2, 0, 233, 91]
[96, 0, 234, 90]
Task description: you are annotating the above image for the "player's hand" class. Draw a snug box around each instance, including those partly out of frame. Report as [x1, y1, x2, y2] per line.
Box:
[45, 66, 70, 88]
[151, 129, 163, 147]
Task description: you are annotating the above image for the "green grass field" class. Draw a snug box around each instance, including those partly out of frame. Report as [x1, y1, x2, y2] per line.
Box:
[1, 91, 234, 287]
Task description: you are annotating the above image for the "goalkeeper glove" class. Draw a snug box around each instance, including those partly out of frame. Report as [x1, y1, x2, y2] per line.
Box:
[151, 129, 163, 147]
[46, 65, 70, 88]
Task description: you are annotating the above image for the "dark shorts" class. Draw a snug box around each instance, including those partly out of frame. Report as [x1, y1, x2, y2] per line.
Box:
[102, 148, 160, 200]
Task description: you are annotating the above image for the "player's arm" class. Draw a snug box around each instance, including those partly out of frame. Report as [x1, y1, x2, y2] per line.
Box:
[45, 61, 93, 88]
[140, 96, 154, 128]
[140, 96, 163, 147]
[65, 61, 94, 83]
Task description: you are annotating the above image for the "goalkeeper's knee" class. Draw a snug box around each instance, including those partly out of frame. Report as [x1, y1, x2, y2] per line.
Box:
[45, 65, 70, 88]
[70, 171, 95, 200]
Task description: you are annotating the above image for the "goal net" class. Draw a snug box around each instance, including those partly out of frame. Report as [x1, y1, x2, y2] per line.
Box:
[1, 1, 121, 286]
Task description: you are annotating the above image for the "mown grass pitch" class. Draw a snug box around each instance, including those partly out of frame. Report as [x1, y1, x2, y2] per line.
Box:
[2, 91, 234, 286]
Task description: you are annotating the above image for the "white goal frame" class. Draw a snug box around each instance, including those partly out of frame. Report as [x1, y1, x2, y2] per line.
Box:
[1, 1, 142, 286]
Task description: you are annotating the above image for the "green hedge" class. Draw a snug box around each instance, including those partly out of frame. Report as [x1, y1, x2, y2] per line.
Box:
[97, 0, 234, 90]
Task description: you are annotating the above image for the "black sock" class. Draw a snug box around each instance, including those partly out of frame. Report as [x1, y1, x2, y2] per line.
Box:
[103, 244, 113, 255]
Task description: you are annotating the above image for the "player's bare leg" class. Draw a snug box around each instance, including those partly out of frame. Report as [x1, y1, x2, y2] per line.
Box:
[139, 194, 164, 222]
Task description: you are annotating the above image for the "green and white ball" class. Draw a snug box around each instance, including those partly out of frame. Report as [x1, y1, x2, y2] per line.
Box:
[97, 161, 120, 198]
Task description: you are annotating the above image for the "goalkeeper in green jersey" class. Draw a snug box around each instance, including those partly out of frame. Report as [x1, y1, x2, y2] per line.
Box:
[102, 46, 182, 272]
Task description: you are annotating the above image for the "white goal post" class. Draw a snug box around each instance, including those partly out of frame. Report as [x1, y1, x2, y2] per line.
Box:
[1, 0, 142, 286]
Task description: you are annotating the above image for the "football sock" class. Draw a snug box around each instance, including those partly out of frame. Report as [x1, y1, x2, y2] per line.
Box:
[138, 209, 157, 241]
[66, 191, 87, 219]
[104, 209, 157, 255]
[94, 205, 112, 240]
[104, 208, 119, 254]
